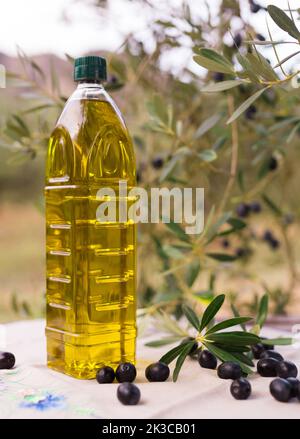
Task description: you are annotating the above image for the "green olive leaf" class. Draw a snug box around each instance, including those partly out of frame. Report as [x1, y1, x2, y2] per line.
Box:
[262, 194, 282, 216]
[227, 87, 269, 124]
[198, 149, 218, 162]
[267, 5, 300, 41]
[206, 317, 253, 334]
[204, 342, 253, 374]
[245, 52, 277, 81]
[231, 303, 246, 331]
[182, 304, 200, 331]
[263, 337, 293, 346]
[205, 331, 260, 346]
[165, 221, 190, 243]
[194, 113, 221, 139]
[173, 341, 195, 382]
[200, 294, 225, 331]
[231, 352, 255, 367]
[194, 49, 234, 74]
[236, 53, 260, 83]
[256, 294, 269, 327]
[146, 336, 182, 347]
[159, 343, 189, 365]
[202, 80, 244, 93]
[186, 261, 201, 287]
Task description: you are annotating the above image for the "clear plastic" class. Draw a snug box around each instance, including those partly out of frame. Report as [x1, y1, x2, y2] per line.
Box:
[45, 83, 137, 379]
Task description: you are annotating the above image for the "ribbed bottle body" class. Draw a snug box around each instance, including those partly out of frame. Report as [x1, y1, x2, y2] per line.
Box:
[45, 85, 136, 379]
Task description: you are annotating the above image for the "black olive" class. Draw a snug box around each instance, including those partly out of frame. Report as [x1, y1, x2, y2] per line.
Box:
[0, 352, 15, 370]
[212, 72, 225, 82]
[233, 33, 242, 48]
[257, 358, 279, 377]
[260, 350, 283, 362]
[256, 33, 266, 41]
[230, 378, 251, 400]
[117, 383, 141, 405]
[286, 377, 300, 398]
[96, 366, 115, 384]
[221, 239, 230, 248]
[217, 362, 242, 380]
[249, 201, 261, 213]
[198, 350, 217, 370]
[151, 157, 164, 169]
[276, 361, 298, 379]
[110, 75, 118, 84]
[115, 362, 137, 383]
[245, 105, 257, 120]
[269, 156, 278, 171]
[263, 230, 273, 242]
[269, 238, 280, 250]
[236, 203, 250, 218]
[250, 2, 261, 13]
[251, 343, 265, 360]
[270, 378, 292, 402]
[145, 362, 170, 382]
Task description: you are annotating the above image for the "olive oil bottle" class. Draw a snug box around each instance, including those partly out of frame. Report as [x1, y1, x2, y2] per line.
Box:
[45, 56, 137, 379]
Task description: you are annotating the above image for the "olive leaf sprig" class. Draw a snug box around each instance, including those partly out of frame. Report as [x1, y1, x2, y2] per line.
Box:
[193, 4, 300, 124]
[231, 293, 293, 347]
[147, 294, 260, 381]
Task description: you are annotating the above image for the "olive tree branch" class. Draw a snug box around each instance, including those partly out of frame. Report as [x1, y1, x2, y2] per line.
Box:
[216, 94, 239, 215]
[281, 225, 299, 293]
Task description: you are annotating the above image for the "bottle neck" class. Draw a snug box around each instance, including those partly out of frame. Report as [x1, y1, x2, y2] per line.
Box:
[70, 80, 108, 103]
[76, 80, 104, 89]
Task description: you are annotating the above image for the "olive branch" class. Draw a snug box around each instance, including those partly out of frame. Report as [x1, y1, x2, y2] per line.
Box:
[194, 4, 300, 124]
[146, 294, 293, 382]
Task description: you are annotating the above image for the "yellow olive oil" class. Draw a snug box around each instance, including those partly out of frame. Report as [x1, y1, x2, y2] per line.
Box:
[45, 56, 137, 379]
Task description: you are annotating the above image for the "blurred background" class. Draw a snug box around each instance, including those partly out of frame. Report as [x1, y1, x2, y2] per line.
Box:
[1, 0, 300, 323]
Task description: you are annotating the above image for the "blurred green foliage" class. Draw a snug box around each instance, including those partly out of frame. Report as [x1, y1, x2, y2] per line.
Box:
[1, 0, 300, 321]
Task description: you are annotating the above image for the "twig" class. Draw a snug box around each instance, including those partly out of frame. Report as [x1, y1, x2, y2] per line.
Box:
[281, 225, 298, 293]
[231, 172, 276, 203]
[266, 18, 287, 77]
[216, 94, 239, 215]
[8, 72, 62, 105]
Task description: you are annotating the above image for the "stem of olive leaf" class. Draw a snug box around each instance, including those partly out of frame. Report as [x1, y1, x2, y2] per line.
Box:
[281, 224, 299, 294]
[10, 72, 62, 106]
[216, 94, 239, 216]
[145, 299, 180, 315]
[231, 171, 276, 203]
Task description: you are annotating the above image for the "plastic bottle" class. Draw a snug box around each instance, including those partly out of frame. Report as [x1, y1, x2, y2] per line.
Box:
[45, 56, 136, 379]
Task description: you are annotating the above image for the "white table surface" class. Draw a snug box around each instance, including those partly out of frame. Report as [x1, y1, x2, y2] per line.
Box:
[0, 319, 299, 419]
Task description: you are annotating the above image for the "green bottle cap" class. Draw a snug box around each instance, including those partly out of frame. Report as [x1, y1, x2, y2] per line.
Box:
[74, 56, 107, 82]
